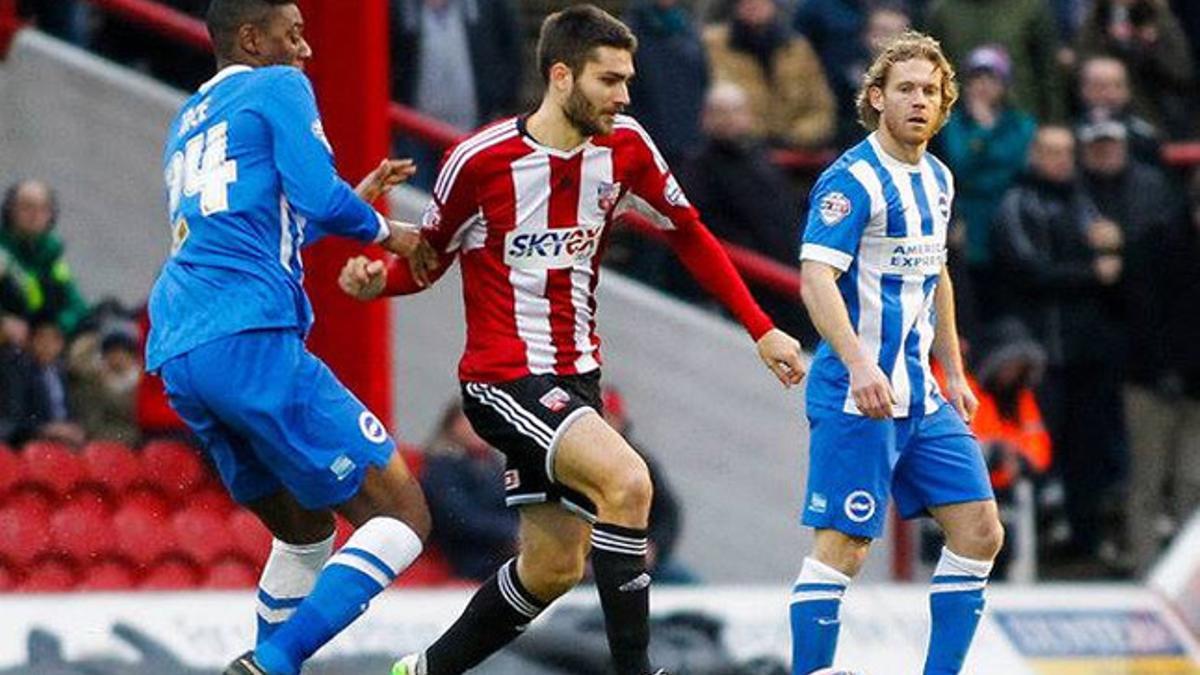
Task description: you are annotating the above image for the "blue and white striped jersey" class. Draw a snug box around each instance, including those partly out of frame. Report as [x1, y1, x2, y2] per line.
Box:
[146, 65, 389, 371]
[801, 133, 954, 418]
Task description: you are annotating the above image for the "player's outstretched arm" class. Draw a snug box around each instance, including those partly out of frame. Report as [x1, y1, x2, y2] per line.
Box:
[800, 260, 895, 418]
[661, 221, 805, 386]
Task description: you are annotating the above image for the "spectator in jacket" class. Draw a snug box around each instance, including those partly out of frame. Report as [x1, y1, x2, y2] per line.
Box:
[1077, 0, 1195, 139]
[991, 125, 1129, 568]
[925, 0, 1066, 121]
[89, 0, 211, 90]
[673, 82, 808, 339]
[938, 45, 1036, 276]
[389, 0, 522, 188]
[704, 0, 835, 148]
[68, 322, 142, 445]
[26, 319, 85, 446]
[420, 400, 518, 581]
[625, 0, 708, 169]
[0, 180, 88, 334]
[1120, 168, 1200, 574]
[794, 1, 911, 147]
[1076, 56, 1162, 166]
[1075, 121, 1193, 575]
[16, 0, 86, 45]
[390, 0, 521, 130]
[1169, 0, 1200, 71]
[0, 312, 35, 446]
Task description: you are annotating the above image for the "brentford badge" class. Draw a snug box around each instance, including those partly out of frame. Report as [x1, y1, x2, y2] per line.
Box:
[421, 201, 442, 230]
[597, 181, 622, 212]
[818, 192, 852, 225]
[539, 387, 571, 412]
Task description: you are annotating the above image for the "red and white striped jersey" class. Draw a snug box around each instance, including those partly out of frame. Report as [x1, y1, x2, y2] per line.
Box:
[421, 114, 768, 383]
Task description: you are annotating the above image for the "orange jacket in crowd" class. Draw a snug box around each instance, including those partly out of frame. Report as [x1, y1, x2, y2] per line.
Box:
[933, 362, 1052, 490]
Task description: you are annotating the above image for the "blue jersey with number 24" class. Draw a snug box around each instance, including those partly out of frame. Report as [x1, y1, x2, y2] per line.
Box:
[146, 65, 386, 371]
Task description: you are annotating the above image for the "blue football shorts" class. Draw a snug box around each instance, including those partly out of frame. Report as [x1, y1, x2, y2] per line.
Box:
[801, 402, 994, 539]
[159, 329, 395, 510]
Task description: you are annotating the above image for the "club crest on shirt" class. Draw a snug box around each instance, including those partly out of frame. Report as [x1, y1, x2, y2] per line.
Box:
[937, 192, 951, 222]
[504, 470, 521, 490]
[421, 201, 442, 230]
[819, 192, 852, 225]
[597, 181, 622, 212]
[539, 387, 571, 412]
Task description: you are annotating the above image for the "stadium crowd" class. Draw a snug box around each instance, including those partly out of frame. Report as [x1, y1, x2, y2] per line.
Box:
[5, 0, 1200, 585]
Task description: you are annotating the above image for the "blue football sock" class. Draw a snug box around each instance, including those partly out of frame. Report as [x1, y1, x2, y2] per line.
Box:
[255, 535, 334, 646]
[924, 547, 992, 675]
[254, 518, 422, 675]
[790, 556, 851, 675]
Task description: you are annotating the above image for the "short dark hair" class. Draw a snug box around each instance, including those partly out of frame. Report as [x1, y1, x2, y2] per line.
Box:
[536, 4, 637, 84]
[205, 0, 294, 58]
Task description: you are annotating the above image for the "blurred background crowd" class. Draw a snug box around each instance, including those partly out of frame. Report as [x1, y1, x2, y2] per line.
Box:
[4, 0, 1200, 588]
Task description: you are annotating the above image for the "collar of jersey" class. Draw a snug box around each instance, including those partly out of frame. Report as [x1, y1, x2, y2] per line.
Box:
[867, 132, 923, 173]
[198, 65, 254, 94]
[516, 115, 592, 159]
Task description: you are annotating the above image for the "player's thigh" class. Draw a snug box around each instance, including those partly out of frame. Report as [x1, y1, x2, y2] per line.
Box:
[186, 331, 396, 511]
[516, 503, 592, 591]
[802, 410, 898, 540]
[336, 452, 430, 538]
[892, 404, 994, 521]
[552, 412, 650, 512]
[159, 353, 283, 506]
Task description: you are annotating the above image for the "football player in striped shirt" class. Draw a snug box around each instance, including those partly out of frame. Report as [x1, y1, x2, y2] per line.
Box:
[340, 6, 805, 674]
[789, 32, 1004, 675]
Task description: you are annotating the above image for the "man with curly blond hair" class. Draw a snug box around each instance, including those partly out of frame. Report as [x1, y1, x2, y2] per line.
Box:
[789, 32, 1004, 674]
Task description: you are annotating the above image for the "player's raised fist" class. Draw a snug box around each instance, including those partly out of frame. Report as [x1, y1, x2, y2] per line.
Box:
[338, 255, 386, 301]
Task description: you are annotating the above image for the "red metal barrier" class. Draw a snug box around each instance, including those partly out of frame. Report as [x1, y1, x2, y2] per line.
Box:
[81, 0, 210, 51]
[388, 102, 465, 150]
[0, 0, 22, 58]
[618, 211, 801, 298]
[1163, 142, 1200, 167]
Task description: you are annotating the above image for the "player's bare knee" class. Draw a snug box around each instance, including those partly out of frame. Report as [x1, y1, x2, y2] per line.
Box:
[949, 514, 1004, 561]
[598, 465, 653, 521]
[976, 517, 1005, 561]
[813, 530, 872, 578]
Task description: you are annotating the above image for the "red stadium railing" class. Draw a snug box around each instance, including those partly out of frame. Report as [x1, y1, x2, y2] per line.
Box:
[82, 0, 210, 51]
[0, 0, 22, 58]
